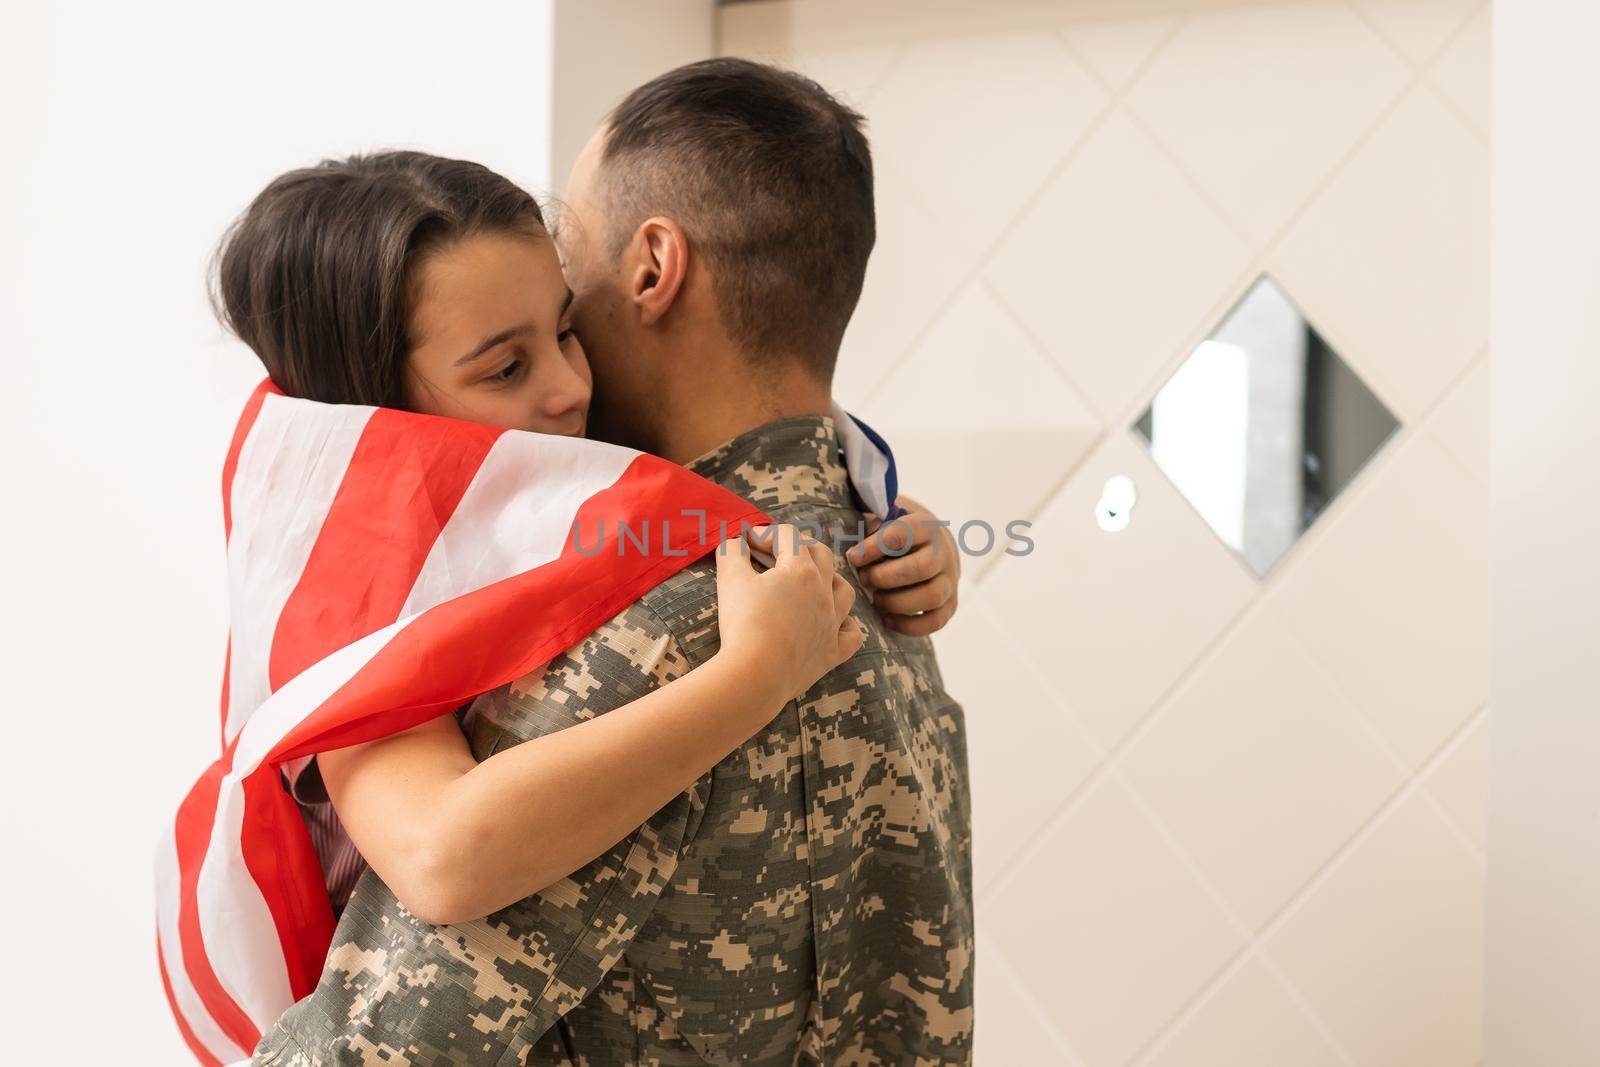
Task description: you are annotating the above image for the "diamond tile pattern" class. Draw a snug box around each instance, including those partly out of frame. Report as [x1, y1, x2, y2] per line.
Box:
[1120, 601, 1406, 931]
[933, 599, 1101, 894]
[983, 431, 1258, 750]
[969, 935, 1081, 1065]
[1143, 955, 1345, 1067]
[985, 777, 1244, 1067]
[834, 172, 972, 403]
[1263, 793, 1484, 1066]
[1428, 6, 1491, 135]
[869, 281, 1103, 569]
[719, 2, 1489, 1064]
[984, 111, 1254, 419]
[1427, 355, 1489, 483]
[1269, 431, 1488, 768]
[1057, 15, 1177, 91]
[1271, 87, 1489, 421]
[1424, 709, 1488, 854]
[867, 30, 1108, 258]
[1126, 2, 1410, 243]
[1351, 0, 1482, 65]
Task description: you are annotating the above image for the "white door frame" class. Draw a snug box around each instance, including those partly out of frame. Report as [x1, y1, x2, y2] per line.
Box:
[1489, 2, 1600, 1064]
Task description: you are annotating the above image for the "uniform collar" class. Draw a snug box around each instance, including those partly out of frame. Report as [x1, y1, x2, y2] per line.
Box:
[686, 415, 856, 513]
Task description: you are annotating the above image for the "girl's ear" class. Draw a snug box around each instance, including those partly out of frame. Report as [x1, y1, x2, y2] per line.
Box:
[627, 216, 689, 327]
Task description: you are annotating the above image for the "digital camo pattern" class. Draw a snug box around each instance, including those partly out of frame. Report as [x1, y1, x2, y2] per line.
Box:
[252, 416, 974, 1066]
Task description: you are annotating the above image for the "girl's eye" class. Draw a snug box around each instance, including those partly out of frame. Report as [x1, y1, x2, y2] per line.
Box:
[557, 328, 577, 345]
[489, 359, 523, 384]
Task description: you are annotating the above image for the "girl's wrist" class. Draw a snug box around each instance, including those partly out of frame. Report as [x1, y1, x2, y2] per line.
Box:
[706, 644, 796, 717]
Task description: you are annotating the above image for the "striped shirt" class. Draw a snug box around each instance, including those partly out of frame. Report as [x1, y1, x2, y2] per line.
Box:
[281, 703, 477, 911]
[281, 756, 366, 911]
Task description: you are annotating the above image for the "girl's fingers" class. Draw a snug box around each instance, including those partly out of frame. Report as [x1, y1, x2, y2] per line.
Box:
[715, 534, 755, 583]
[836, 615, 865, 658]
[804, 536, 836, 582]
[831, 573, 856, 622]
[747, 523, 802, 572]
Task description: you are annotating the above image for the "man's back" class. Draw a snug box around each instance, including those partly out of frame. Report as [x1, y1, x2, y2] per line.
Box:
[254, 416, 973, 1066]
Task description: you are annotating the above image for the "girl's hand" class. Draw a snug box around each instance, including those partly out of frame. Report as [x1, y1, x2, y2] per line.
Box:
[846, 494, 960, 636]
[715, 523, 863, 704]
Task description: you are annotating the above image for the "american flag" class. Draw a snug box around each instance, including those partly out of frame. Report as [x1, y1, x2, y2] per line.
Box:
[155, 377, 900, 1065]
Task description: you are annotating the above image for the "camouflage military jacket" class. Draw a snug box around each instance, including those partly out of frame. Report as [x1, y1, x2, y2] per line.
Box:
[252, 416, 975, 1066]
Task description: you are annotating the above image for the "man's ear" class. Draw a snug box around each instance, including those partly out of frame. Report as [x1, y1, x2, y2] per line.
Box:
[627, 217, 689, 327]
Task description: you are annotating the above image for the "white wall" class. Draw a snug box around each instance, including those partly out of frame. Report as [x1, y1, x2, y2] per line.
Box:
[550, 0, 713, 196]
[0, 2, 553, 1058]
[1488, 3, 1600, 1064]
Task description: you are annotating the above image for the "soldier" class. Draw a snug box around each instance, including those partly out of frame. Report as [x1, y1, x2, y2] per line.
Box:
[254, 58, 974, 1066]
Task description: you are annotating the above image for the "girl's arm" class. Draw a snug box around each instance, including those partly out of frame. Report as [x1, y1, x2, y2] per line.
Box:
[849, 493, 962, 636]
[318, 525, 859, 926]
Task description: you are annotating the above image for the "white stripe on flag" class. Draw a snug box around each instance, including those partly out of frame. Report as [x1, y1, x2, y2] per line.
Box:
[156, 828, 250, 1065]
[193, 774, 295, 1035]
[197, 612, 420, 1034]
[401, 431, 636, 618]
[831, 401, 894, 518]
[224, 395, 375, 743]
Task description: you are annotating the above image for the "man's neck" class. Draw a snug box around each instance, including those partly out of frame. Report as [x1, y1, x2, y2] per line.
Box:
[652, 363, 833, 466]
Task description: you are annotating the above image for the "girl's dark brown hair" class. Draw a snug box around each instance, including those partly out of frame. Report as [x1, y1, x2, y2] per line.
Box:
[212, 150, 546, 406]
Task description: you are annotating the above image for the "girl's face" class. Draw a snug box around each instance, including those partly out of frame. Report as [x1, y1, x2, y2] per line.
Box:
[402, 230, 592, 435]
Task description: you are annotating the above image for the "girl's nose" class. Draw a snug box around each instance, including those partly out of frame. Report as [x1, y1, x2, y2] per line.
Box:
[538, 350, 591, 422]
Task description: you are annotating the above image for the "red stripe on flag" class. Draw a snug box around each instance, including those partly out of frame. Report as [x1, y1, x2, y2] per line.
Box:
[267, 406, 505, 691]
[239, 759, 336, 1000]
[221, 378, 278, 543]
[157, 930, 226, 1067]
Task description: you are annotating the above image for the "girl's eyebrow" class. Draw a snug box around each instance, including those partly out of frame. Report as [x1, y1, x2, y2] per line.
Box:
[454, 290, 574, 367]
[454, 323, 535, 367]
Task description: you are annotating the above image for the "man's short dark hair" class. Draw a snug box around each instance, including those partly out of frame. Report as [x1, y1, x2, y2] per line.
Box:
[600, 58, 875, 380]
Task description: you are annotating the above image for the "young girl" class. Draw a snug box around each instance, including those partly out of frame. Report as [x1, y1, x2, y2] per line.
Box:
[211, 150, 962, 929]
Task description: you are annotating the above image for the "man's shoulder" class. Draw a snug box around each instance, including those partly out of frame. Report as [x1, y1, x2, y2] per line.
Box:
[462, 555, 720, 751]
[562, 548, 722, 667]
[540, 548, 724, 675]
[634, 551, 721, 662]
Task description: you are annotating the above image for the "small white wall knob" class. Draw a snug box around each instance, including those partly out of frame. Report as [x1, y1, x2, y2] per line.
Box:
[1096, 474, 1137, 533]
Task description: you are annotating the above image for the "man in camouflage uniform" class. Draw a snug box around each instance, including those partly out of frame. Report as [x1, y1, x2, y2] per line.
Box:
[253, 58, 973, 1066]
